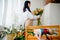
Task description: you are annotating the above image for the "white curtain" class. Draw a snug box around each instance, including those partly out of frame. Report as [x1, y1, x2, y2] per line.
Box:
[0, 0, 4, 25]
[0, 0, 45, 27]
[0, 0, 25, 28]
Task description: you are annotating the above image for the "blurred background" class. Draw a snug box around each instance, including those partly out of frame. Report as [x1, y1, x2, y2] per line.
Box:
[0, 0, 60, 27]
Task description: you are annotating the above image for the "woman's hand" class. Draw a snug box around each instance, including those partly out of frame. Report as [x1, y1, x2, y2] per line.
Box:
[31, 12, 34, 14]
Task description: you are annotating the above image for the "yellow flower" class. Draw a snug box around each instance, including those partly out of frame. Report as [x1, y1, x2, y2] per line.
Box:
[35, 10, 38, 14]
[38, 9, 41, 12]
[17, 31, 22, 36]
[32, 10, 38, 15]
[39, 8, 44, 12]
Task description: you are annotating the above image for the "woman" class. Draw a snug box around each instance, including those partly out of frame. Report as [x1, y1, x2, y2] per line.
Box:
[23, 1, 40, 27]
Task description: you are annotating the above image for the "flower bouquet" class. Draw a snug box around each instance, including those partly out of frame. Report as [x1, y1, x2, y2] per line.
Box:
[33, 8, 44, 16]
[33, 8, 44, 25]
[0, 24, 25, 40]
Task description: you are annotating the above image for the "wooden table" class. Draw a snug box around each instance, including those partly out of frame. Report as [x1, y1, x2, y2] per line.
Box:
[25, 25, 60, 40]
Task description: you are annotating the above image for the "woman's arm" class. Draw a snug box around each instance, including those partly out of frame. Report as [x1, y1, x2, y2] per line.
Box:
[32, 12, 40, 20]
